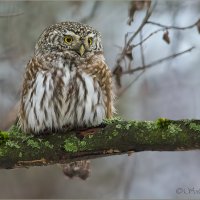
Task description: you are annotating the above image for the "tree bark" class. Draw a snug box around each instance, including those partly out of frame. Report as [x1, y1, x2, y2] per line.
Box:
[0, 118, 200, 169]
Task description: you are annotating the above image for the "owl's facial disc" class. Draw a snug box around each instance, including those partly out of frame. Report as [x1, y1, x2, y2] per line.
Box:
[34, 21, 103, 57]
[62, 31, 97, 57]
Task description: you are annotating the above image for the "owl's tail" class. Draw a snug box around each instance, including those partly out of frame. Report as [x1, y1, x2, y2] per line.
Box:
[63, 160, 90, 180]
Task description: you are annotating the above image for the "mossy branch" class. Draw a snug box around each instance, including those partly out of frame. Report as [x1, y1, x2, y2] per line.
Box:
[1, 118, 200, 169]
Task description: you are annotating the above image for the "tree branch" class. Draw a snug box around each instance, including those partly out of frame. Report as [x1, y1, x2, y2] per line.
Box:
[115, 3, 156, 67]
[122, 46, 195, 74]
[146, 19, 200, 30]
[1, 118, 200, 169]
[112, 1, 199, 91]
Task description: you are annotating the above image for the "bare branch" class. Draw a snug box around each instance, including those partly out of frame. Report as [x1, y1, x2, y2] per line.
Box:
[113, 2, 198, 92]
[132, 18, 200, 48]
[146, 19, 200, 30]
[114, 3, 156, 68]
[122, 46, 195, 75]
[126, 3, 157, 47]
[117, 71, 144, 97]
[117, 31, 146, 96]
[132, 28, 166, 48]
[139, 31, 145, 67]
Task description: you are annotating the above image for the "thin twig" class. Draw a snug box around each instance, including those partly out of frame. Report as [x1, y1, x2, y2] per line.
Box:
[132, 28, 164, 48]
[118, 31, 146, 96]
[131, 19, 199, 48]
[118, 71, 145, 97]
[126, 3, 157, 47]
[117, 46, 194, 96]
[115, 3, 156, 65]
[113, 2, 198, 92]
[146, 19, 199, 30]
[139, 31, 145, 67]
[122, 46, 195, 75]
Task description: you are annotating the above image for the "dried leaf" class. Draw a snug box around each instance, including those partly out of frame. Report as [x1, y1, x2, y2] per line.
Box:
[163, 31, 170, 44]
[127, 1, 137, 25]
[125, 46, 134, 61]
[197, 19, 200, 34]
[126, 52, 133, 61]
[145, 0, 152, 8]
[135, 1, 145, 10]
[127, 0, 151, 25]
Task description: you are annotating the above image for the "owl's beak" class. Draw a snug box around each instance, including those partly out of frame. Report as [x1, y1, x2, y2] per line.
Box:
[79, 44, 85, 56]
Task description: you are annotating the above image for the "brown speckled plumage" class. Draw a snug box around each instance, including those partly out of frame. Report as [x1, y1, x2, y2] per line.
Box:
[18, 21, 115, 179]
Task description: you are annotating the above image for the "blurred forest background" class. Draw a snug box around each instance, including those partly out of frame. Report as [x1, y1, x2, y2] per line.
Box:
[0, 0, 200, 199]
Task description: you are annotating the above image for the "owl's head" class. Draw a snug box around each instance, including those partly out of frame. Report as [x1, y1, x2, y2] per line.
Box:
[35, 21, 103, 59]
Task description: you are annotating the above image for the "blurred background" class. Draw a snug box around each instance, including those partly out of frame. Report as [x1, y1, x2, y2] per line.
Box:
[0, 0, 200, 199]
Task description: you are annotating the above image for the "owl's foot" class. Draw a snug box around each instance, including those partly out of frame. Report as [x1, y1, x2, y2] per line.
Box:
[63, 160, 90, 180]
[37, 127, 60, 135]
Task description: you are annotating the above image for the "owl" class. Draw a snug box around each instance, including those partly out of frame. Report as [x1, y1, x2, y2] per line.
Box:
[18, 21, 115, 179]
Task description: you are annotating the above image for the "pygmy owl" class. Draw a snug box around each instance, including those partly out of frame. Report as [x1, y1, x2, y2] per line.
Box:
[18, 21, 115, 179]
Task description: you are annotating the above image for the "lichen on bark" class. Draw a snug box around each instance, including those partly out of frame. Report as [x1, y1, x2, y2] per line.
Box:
[0, 118, 200, 169]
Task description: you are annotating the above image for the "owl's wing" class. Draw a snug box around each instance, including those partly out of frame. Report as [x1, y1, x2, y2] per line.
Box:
[85, 57, 115, 118]
[103, 63, 116, 118]
[20, 57, 42, 129]
[19, 56, 71, 133]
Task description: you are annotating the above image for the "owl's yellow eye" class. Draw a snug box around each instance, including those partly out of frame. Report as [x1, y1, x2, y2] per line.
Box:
[64, 35, 73, 44]
[88, 37, 93, 46]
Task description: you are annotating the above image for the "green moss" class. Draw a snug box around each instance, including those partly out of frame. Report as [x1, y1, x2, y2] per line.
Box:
[20, 135, 34, 142]
[0, 149, 3, 157]
[156, 118, 170, 128]
[158, 124, 183, 144]
[103, 116, 123, 125]
[179, 133, 188, 144]
[64, 135, 79, 152]
[182, 119, 191, 125]
[189, 123, 200, 132]
[64, 142, 78, 152]
[116, 124, 122, 129]
[5, 140, 20, 149]
[108, 130, 119, 140]
[167, 124, 182, 134]
[19, 152, 22, 158]
[88, 135, 93, 139]
[132, 120, 184, 145]
[80, 141, 87, 147]
[8, 125, 22, 135]
[112, 130, 118, 137]
[143, 121, 157, 130]
[44, 141, 54, 149]
[64, 135, 92, 152]
[130, 121, 140, 126]
[0, 131, 9, 144]
[125, 123, 132, 130]
[77, 140, 88, 151]
[27, 139, 40, 149]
